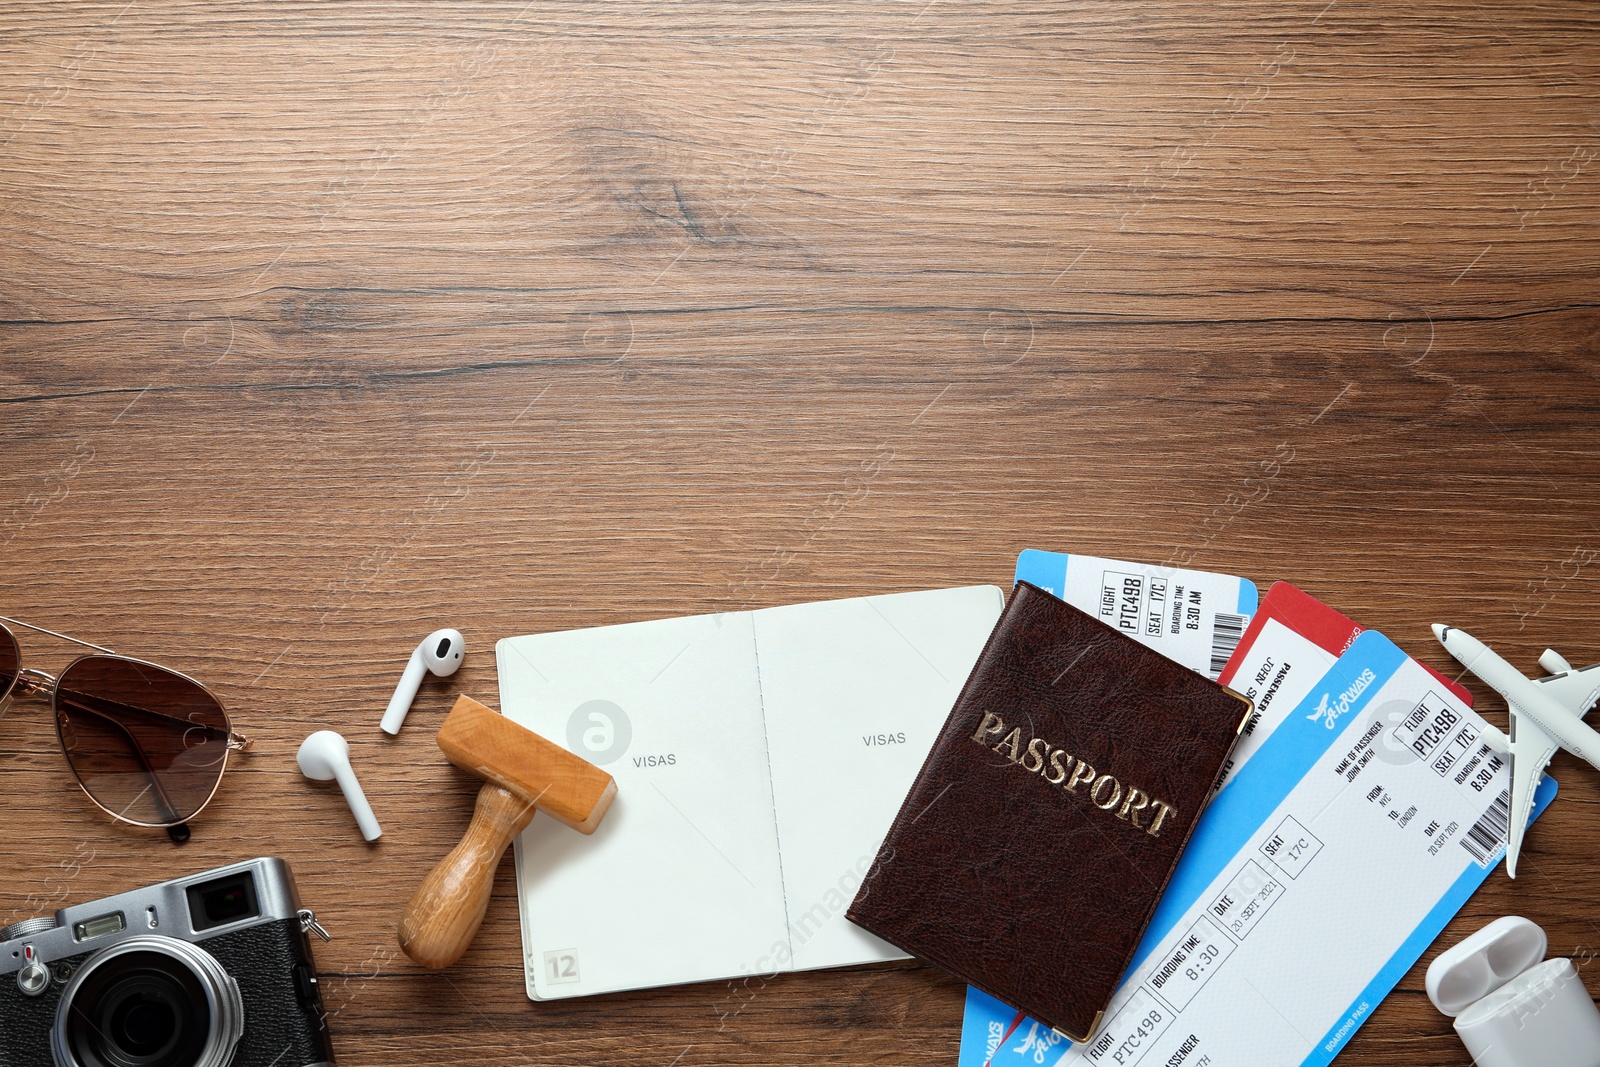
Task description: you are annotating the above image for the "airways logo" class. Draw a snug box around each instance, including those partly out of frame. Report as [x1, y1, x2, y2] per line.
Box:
[1307, 668, 1378, 730]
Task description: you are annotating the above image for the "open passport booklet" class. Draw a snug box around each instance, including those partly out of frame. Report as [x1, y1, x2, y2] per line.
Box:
[495, 584, 1005, 1000]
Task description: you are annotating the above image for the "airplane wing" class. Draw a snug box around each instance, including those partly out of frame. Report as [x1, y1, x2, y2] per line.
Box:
[1532, 663, 1600, 720]
[1502, 707, 1560, 879]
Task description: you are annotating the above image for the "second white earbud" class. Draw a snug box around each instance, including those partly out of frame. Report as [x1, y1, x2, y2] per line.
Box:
[380, 628, 465, 736]
[297, 730, 381, 842]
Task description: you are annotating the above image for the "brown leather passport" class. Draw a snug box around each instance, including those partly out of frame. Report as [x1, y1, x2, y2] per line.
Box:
[847, 580, 1252, 1042]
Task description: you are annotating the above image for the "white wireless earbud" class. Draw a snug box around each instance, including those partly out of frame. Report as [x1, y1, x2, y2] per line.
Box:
[380, 628, 465, 736]
[297, 730, 382, 842]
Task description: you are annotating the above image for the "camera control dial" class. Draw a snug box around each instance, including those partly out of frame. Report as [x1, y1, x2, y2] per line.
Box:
[1, 915, 56, 941]
[15, 944, 50, 996]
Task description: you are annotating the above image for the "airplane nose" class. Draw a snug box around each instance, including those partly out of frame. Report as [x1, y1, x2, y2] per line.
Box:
[1431, 623, 1450, 642]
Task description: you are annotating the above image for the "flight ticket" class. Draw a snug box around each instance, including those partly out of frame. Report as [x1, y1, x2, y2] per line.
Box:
[959, 631, 1556, 1067]
[1213, 581, 1474, 788]
[1014, 550, 1257, 680]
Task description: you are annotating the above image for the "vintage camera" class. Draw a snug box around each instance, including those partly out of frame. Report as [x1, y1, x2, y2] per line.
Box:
[0, 857, 336, 1067]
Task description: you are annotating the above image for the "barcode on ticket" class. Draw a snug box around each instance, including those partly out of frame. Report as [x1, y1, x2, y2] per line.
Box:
[1209, 612, 1247, 677]
[1461, 788, 1511, 867]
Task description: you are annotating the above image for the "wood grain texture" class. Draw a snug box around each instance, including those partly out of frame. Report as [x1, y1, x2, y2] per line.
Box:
[1, 1, 1597, 1064]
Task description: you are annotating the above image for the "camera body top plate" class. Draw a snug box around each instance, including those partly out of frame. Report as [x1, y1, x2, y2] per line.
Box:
[1, 857, 300, 975]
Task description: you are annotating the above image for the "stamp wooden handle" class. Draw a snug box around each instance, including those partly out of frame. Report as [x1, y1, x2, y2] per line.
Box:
[398, 783, 539, 969]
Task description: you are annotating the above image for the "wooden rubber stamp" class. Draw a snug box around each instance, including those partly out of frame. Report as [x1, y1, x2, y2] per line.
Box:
[398, 694, 617, 969]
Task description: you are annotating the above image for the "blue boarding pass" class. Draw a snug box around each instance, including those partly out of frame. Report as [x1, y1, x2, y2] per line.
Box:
[1015, 550, 1258, 680]
[959, 631, 1558, 1067]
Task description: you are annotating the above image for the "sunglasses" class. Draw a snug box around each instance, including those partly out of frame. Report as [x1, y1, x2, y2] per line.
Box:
[0, 615, 250, 843]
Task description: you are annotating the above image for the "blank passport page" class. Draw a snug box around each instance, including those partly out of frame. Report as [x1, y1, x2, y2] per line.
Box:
[755, 585, 1006, 972]
[498, 585, 1003, 999]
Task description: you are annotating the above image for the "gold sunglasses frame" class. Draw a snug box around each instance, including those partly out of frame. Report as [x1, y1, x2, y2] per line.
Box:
[0, 615, 251, 833]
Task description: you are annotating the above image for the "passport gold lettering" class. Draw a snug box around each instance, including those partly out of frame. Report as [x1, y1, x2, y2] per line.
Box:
[969, 712, 1176, 836]
[1065, 762, 1098, 793]
[1117, 787, 1151, 826]
[972, 712, 1007, 744]
[1090, 774, 1123, 810]
[993, 728, 1023, 762]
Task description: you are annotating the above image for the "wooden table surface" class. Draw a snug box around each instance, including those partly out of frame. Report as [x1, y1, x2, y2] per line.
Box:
[3, 2, 1598, 1064]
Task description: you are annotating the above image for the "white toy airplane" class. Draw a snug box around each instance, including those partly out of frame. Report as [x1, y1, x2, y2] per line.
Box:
[1433, 623, 1600, 877]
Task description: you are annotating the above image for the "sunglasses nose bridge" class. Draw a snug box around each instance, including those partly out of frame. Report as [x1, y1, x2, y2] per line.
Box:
[13, 668, 57, 697]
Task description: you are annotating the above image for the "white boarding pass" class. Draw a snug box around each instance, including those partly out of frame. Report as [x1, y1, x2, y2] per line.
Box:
[1015, 550, 1256, 679]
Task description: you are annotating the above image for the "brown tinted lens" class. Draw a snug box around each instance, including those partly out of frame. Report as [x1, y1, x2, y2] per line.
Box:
[54, 655, 230, 827]
[0, 625, 17, 707]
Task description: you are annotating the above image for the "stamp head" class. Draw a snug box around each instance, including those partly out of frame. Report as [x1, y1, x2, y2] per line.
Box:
[436, 695, 616, 833]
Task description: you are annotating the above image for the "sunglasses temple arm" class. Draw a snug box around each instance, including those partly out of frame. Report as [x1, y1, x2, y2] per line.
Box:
[59, 697, 190, 827]
[64, 692, 235, 740]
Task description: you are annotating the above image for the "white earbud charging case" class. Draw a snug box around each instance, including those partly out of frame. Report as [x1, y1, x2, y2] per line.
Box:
[1426, 916, 1600, 1067]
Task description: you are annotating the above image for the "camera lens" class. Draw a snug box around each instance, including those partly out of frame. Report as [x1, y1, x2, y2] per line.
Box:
[102, 968, 192, 1060]
[53, 937, 244, 1067]
[67, 952, 203, 1067]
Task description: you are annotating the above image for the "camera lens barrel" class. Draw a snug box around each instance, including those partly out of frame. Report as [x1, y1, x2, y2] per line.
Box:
[50, 935, 244, 1067]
